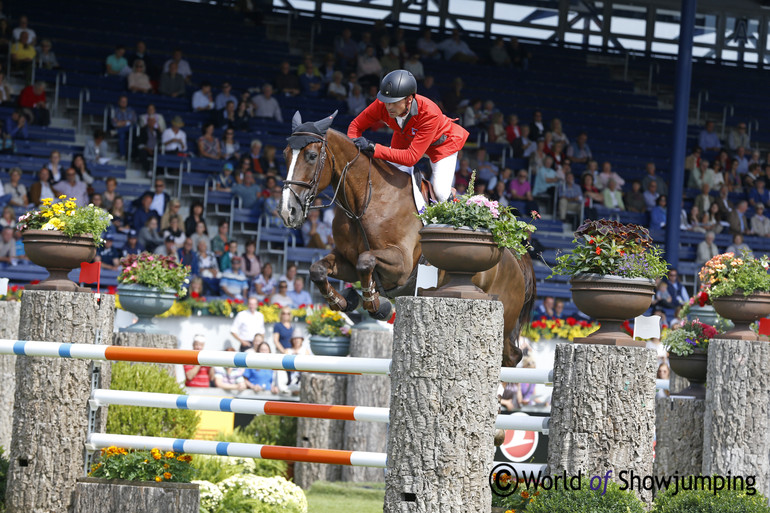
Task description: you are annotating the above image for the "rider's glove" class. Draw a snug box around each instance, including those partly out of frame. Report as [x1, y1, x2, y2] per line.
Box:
[353, 137, 376, 154]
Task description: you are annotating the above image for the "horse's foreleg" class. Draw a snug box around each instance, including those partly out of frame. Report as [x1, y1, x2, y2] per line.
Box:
[502, 334, 523, 368]
[310, 251, 360, 312]
[357, 251, 394, 321]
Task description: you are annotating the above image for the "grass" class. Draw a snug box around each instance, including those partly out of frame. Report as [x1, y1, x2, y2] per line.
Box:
[306, 481, 385, 513]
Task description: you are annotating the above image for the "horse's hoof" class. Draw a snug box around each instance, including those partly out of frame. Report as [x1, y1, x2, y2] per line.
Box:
[494, 429, 506, 446]
[369, 299, 393, 321]
[341, 287, 361, 313]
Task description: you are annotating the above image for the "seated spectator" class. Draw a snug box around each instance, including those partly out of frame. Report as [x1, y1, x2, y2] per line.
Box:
[252, 83, 283, 122]
[602, 179, 625, 211]
[505, 114, 521, 143]
[127, 59, 152, 93]
[232, 171, 261, 210]
[302, 208, 333, 249]
[270, 280, 293, 306]
[557, 172, 582, 221]
[242, 240, 261, 282]
[191, 84, 214, 114]
[728, 200, 752, 236]
[437, 29, 477, 63]
[580, 172, 603, 209]
[190, 220, 210, 252]
[4, 167, 28, 207]
[727, 233, 753, 257]
[53, 168, 87, 206]
[133, 192, 160, 231]
[91, 193, 105, 209]
[744, 162, 763, 189]
[462, 99, 483, 128]
[536, 296, 555, 319]
[213, 341, 246, 392]
[28, 167, 55, 206]
[243, 342, 279, 394]
[0, 72, 12, 105]
[13, 16, 37, 45]
[347, 83, 366, 116]
[109, 196, 129, 232]
[701, 202, 724, 234]
[489, 37, 510, 66]
[159, 61, 186, 97]
[163, 49, 192, 81]
[734, 147, 750, 175]
[188, 276, 205, 299]
[686, 205, 708, 233]
[230, 296, 265, 351]
[18, 81, 49, 126]
[262, 184, 284, 227]
[474, 148, 499, 188]
[3, 109, 26, 145]
[625, 180, 646, 213]
[694, 183, 713, 214]
[488, 179, 509, 207]
[254, 262, 277, 298]
[216, 162, 236, 192]
[219, 239, 239, 272]
[210, 220, 229, 261]
[70, 154, 94, 185]
[550, 118, 569, 146]
[0, 226, 14, 264]
[643, 180, 660, 211]
[532, 156, 559, 197]
[696, 231, 720, 264]
[110, 95, 137, 158]
[260, 145, 283, 176]
[197, 123, 222, 159]
[128, 40, 156, 77]
[548, 140, 566, 171]
[751, 204, 770, 237]
[162, 215, 185, 246]
[299, 60, 323, 98]
[651, 280, 675, 310]
[595, 161, 624, 191]
[162, 116, 187, 153]
[729, 122, 750, 152]
[184, 335, 213, 387]
[105, 45, 129, 76]
[749, 179, 770, 209]
[220, 257, 249, 300]
[356, 46, 382, 90]
[487, 112, 506, 144]
[122, 230, 144, 256]
[274, 61, 301, 96]
[233, 100, 251, 131]
[218, 101, 238, 131]
[154, 234, 178, 258]
[0, 206, 15, 229]
[402, 52, 424, 81]
[699, 120, 721, 152]
[10, 31, 35, 83]
[287, 277, 313, 307]
[215, 82, 237, 110]
[136, 112, 162, 172]
[196, 239, 220, 280]
[185, 200, 205, 237]
[83, 129, 109, 165]
[512, 125, 534, 158]
[95, 233, 121, 270]
[642, 162, 668, 196]
[688, 159, 715, 190]
[650, 195, 667, 229]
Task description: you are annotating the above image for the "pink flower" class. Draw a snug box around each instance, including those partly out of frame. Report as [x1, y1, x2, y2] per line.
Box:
[147, 255, 154, 261]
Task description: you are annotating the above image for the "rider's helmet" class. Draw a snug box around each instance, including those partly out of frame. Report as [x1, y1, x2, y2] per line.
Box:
[377, 70, 417, 104]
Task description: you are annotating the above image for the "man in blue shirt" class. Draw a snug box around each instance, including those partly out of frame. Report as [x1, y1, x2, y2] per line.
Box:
[532, 156, 559, 196]
[287, 277, 313, 307]
[698, 121, 721, 152]
[111, 95, 137, 158]
[96, 233, 121, 270]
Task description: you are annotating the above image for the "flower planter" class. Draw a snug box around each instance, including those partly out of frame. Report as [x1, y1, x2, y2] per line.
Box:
[118, 283, 177, 334]
[668, 349, 708, 399]
[22, 230, 96, 292]
[570, 273, 655, 347]
[309, 335, 351, 356]
[711, 291, 770, 340]
[418, 224, 503, 300]
[686, 304, 720, 327]
[73, 477, 199, 513]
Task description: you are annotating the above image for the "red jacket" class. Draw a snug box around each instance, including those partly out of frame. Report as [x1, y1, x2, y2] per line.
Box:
[19, 86, 46, 109]
[347, 94, 468, 166]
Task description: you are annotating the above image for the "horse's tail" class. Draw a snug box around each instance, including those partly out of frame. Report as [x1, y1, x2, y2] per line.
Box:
[512, 252, 537, 346]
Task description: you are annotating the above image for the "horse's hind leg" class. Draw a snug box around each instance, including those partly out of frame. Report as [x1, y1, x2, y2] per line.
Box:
[310, 251, 361, 312]
[357, 251, 393, 321]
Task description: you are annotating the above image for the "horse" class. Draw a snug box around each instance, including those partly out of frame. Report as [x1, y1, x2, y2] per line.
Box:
[279, 111, 536, 367]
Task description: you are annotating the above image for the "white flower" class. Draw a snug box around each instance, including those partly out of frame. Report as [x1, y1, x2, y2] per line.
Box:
[41, 222, 57, 230]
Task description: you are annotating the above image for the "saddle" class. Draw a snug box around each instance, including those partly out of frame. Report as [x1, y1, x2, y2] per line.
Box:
[413, 168, 438, 206]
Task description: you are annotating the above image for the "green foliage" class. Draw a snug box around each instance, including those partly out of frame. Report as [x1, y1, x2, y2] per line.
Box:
[698, 251, 770, 299]
[193, 427, 287, 483]
[416, 171, 537, 254]
[118, 252, 190, 296]
[17, 196, 112, 246]
[243, 412, 298, 448]
[500, 478, 645, 513]
[107, 362, 200, 439]
[89, 447, 195, 483]
[651, 477, 770, 513]
[663, 320, 719, 356]
[306, 308, 350, 337]
[0, 446, 9, 510]
[550, 219, 668, 279]
[306, 482, 385, 513]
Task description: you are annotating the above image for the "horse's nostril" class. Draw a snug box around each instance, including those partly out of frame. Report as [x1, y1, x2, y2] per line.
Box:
[290, 206, 297, 218]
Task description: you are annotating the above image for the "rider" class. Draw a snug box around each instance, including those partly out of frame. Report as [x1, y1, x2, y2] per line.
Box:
[347, 69, 469, 202]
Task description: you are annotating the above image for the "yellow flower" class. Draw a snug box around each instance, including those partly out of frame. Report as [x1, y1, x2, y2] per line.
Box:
[65, 201, 76, 209]
[164, 451, 175, 458]
[163, 463, 170, 469]
[152, 452, 161, 460]
[42, 211, 53, 218]
[155, 476, 162, 482]
[58, 194, 67, 199]
[41, 198, 52, 205]
[69, 197, 77, 202]
[163, 472, 172, 480]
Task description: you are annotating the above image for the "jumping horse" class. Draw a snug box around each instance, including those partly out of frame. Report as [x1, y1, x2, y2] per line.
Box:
[279, 111, 536, 367]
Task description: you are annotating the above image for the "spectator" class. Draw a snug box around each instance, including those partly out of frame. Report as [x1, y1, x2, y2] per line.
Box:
[136, 109, 162, 171]
[263, 184, 283, 227]
[215, 82, 237, 110]
[489, 37, 510, 66]
[28, 167, 54, 206]
[159, 61, 185, 97]
[110, 95, 137, 158]
[749, 179, 770, 209]
[242, 239, 261, 282]
[218, 101, 237, 131]
[595, 161, 624, 191]
[299, 60, 323, 98]
[728, 200, 752, 235]
[95, 233, 121, 270]
[273, 61, 301, 96]
[563, 131, 589, 163]
[505, 114, 521, 143]
[0, 71, 11, 104]
[232, 171, 261, 210]
[726, 233, 753, 257]
[192, 81, 214, 112]
[715, 185, 733, 219]
[698, 120, 721, 152]
[19, 81, 49, 126]
[13, 15, 36, 45]
[4, 168, 27, 207]
[84, 129, 109, 164]
[233, 100, 252, 131]
[254, 262, 277, 299]
[243, 342, 279, 394]
[512, 125, 534, 158]
[650, 195, 667, 229]
[216, 162, 235, 192]
[557, 172, 583, 221]
[0, 206, 15, 229]
[287, 277, 313, 307]
[146, 178, 170, 215]
[260, 145, 283, 176]
[251, 83, 283, 122]
[210, 220, 229, 260]
[190, 220, 210, 252]
[487, 112, 507, 144]
[219, 239, 239, 272]
[689, 159, 715, 190]
[5, 109, 27, 140]
[163, 49, 192, 81]
[0, 226, 14, 264]
[132, 192, 159, 231]
[437, 29, 477, 63]
[278, 265, 299, 289]
[184, 335, 213, 387]
[356, 46, 382, 91]
[643, 180, 660, 211]
[70, 154, 94, 185]
[638, 163, 665, 197]
[696, 231, 720, 264]
[744, 162, 762, 189]
[302, 209, 333, 249]
[161, 213, 185, 245]
[109, 196, 129, 232]
[122, 230, 144, 256]
[664, 269, 689, 306]
[154, 234, 178, 258]
[474, 148, 499, 187]
[270, 280, 293, 306]
[185, 201, 205, 236]
[53, 168, 87, 206]
[162, 116, 187, 153]
[624, 180, 646, 214]
[728, 122, 750, 152]
[462, 99, 483, 128]
[105, 45, 129, 76]
[176, 236, 198, 274]
[269, 306, 294, 354]
[529, 111, 546, 140]
[128, 40, 156, 78]
[325, 71, 347, 101]
[415, 29, 438, 59]
[213, 341, 246, 392]
[10, 31, 35, 83]
[347, 83, 366, 116]
[507, 169, 536, 213]
[602, 179, 625, 211]
[701, 202, 724, 234]
[549, 118, 569, 146]
[734, 147, 749, 175]
[218, 126, 242, 161]
[532, 156, 558, 197]
[197, 122, 222, 160]
[536, 297, 555, 319]
[230, 296, 265, 352]
[441, 77, 465, 117]
[334, 28, 358, 69]
[685, 146, 701, 174]
[196, 240, 220, 288]
[508, 37, 531, 69]
[751, 204, 770, 236]
[685, 205, 708, 232]
[127, 60, 152, 93]
[220, 257, 249, 300]
[99, 176, 118, 210]
[403, 53, 424, 81]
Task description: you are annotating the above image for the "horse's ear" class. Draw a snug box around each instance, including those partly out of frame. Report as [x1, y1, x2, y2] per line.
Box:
[314, 110, 338, 134]
[291, 111, 302, 133]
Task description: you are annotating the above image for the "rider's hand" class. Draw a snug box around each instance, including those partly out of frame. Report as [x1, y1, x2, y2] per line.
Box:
[353, 137, 375, 154]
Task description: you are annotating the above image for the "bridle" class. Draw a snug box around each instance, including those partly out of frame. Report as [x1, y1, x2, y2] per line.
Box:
[282, 131, 373, 223]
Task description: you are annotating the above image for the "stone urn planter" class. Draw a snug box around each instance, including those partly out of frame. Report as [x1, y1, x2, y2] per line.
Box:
[418, 224, 502, 300]
[309, 335, 351, 356]
[668, 348, 708, 399]
[686, 304, 720, 326]
[570, 273, 655, 347]
[22, 230, 96, 292]
[73, 477, 199, 513]
[711, 291, 770, 340]
[117, 283, 177, 333]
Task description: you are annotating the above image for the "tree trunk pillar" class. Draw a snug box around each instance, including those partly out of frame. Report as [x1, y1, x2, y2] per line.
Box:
[384, 297, 503, 513]
[702, 338, 770, 497]
[654, 397, 704, 477]
[548, 344, 656, 502]
[342, 326, 392, 483]
[5, 291, 115, 513]
[0, 300, 20, 450]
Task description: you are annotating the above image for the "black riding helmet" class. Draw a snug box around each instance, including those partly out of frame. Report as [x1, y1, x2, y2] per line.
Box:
[377, 69, 417, 104]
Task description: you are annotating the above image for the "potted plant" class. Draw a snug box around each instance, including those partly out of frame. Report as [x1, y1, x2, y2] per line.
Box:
[662, 319, 718, 399]
[74, 446, 199, 513]
[416, 172, 537, 299]
[16, 195, 112, 291]
[306, 306, 352, 356]
[549, 219, 669, 346]
[697, 251, 770, 340]
[117, 253, 190, 333]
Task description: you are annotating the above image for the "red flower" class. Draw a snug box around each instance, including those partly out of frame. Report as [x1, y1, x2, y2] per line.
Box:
[595, 247, 602, 255]
[566, 317, 577, 326]
[10, 285, 18, 293]
[453, 198, 460, 203]
[619, 250, 625, 256]
[697, 291, 709, 307]
[191, 291, 200, 299]
[30, 280, 40, 285]
[530, 210, 541, 219]
[298, 304, 307, 308]
[589, 239, 596, 244]
[107, 286, 117, 295]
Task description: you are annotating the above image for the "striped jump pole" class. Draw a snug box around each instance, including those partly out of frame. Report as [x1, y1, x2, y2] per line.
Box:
[90, 389, 552, 432]
[0, 339, 556, 384]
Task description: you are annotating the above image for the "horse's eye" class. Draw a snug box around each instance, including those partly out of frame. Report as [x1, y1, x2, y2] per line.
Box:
[306, 152, 318, 162]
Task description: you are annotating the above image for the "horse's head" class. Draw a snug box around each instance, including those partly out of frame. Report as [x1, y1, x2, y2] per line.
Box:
[280, 110, 338, 228]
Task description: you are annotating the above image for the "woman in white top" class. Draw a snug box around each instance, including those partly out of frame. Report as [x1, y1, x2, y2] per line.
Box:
[46, 150, 63, 183]
[550, 118, 569, 146]
[139, 104, 167, 132]
[127, 59, 152, 94]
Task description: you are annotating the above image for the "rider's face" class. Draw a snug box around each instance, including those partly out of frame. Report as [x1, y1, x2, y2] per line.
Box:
[384, 96, 411, 118]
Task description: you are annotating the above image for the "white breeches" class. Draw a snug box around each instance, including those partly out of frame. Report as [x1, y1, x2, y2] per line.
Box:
[389, 152, 459, 203]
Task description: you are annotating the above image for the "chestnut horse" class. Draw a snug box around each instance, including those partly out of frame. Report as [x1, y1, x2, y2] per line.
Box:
[279, 111, 536, 366]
